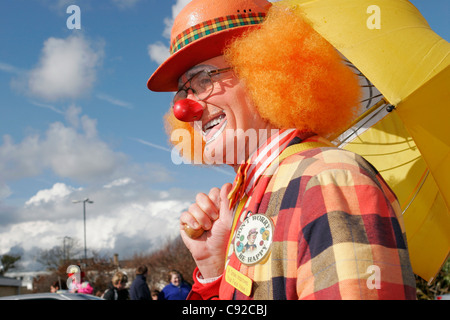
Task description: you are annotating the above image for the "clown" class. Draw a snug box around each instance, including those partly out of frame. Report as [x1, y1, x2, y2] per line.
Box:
[147, 0, 416, 300]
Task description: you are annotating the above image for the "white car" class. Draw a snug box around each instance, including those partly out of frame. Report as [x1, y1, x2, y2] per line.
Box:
[0, 292, 103, 300]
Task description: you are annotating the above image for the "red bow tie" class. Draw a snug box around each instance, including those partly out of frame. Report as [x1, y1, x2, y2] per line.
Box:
[227, 162, 250, 210]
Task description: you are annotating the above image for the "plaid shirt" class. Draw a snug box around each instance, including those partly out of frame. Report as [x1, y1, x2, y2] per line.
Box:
[189, 133, 416, 300]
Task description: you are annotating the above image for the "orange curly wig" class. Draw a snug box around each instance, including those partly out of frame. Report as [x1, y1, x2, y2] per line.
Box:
[165, 3, 361, 164]
[164, 111, 205, 164]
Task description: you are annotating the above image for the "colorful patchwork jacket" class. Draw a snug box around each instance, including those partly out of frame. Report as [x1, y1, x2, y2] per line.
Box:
[188, 132, 416, 300]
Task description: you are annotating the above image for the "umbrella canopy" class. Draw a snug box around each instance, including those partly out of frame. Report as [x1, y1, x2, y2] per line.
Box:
[284, 0, 450, 282]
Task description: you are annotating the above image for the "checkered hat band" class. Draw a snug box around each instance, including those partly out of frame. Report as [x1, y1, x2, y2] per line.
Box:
[170, 13, 266, 54]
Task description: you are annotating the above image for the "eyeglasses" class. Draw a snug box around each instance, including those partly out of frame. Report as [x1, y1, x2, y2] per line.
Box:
[173, 67, 232, 105]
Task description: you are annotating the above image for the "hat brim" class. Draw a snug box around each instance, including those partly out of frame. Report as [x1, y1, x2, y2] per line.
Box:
[147, 26, 257, 92]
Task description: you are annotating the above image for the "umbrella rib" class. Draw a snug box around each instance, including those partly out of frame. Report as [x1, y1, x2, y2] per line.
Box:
[336, 100, 388, 146]
[402, 170, 429, 215]
[342, 58, 380, 109]
[360, 93, 383, 103]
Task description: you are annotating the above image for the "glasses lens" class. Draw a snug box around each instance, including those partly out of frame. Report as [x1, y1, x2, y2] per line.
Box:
[172, 70, 219, 105]
[173, 90, 187, 105]
[190, 71, 214, 100]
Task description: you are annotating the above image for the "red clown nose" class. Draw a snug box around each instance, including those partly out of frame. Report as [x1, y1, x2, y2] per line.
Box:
[173, 99, 204, 122]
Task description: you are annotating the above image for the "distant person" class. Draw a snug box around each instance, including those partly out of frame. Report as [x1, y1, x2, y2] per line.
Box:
[151, 289, 160, 300]
[158, 270, 191, 300]
[103, 271, 129, 300]
[129, 265, 151, 300]
[67, 265, 93, 295]
[50, 280, 67, 293]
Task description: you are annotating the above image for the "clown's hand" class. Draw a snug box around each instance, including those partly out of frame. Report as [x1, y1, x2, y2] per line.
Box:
[180, 183, 233, 279]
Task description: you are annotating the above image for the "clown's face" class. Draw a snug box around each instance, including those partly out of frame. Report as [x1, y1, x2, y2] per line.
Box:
[177, 55, 275, 168]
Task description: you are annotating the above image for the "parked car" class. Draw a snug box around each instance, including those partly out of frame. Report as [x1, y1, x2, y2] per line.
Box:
[0, 292, 103, 300]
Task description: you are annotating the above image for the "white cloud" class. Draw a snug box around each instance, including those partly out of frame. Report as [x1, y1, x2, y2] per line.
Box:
[0, 105, 127, 183]
[0, 180, 194, 269]
[25, 183, 81, 207]
[0, 221, 62, 253]
[41, 121, 121, 181]
[28, 35, 104, 101]
[147, 0, 191, 64]
[103, 177, 134, 189]
[162, 0, 192, 38]
[64, 104, 83, 128]
[147, 42, 170, 65]
[171, 0, 192, 18]
[0, 62, 23, 75]
[0, 182, 12, 200]
[0, 134, 44, 181]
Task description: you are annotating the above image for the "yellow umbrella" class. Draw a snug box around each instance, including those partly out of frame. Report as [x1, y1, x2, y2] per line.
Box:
[283, 0, 450, 282]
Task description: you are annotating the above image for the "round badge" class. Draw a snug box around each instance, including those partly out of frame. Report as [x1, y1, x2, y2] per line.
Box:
[234, 213, 274, 266]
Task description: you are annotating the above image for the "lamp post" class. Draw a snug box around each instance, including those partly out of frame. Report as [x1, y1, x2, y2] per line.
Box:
[63, 236, 72, 263]
[72, 198, 93, 263]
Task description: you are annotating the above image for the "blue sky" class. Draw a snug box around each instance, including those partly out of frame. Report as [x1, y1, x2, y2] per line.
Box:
[0, 0, 448, 271]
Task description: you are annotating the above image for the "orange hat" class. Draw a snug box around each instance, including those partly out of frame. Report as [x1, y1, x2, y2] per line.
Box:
[147, 0, 272, 92]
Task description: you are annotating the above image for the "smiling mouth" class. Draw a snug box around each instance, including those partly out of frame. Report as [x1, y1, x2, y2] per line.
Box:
[202, 112, 227, 145]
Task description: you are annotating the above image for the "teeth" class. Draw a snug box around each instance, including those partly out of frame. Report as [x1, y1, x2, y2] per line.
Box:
[205, 119, 227, 144]
[202, 113, 226, 135]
